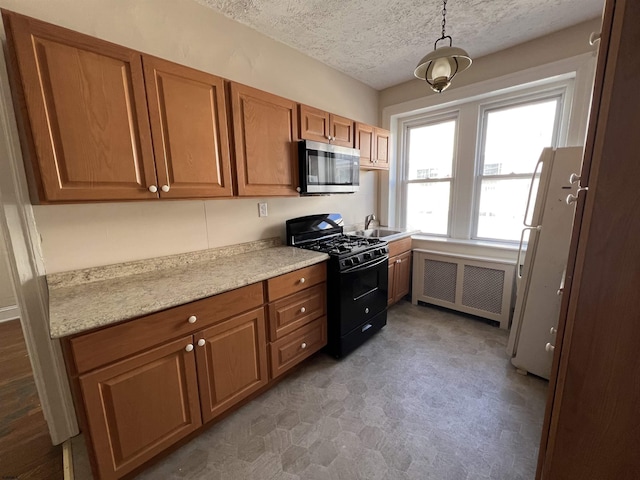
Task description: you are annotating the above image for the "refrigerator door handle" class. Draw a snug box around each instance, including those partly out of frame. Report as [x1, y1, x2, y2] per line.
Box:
[523, 157, 545, 227]
[516, 226, 542, 279]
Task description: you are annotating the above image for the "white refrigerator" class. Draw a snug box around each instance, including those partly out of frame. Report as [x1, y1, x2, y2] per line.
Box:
[506, 146, 583, 380]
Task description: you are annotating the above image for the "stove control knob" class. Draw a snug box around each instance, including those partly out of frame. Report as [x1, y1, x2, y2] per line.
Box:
[352, 256, 360, 264]
[363, 252, 372, 260]
[344, 258, 353, 267]
[382, 247, 389, 254]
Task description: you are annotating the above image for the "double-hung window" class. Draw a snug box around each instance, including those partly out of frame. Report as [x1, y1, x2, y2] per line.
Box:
[404, 115, 457, 236]
[398, 80, 570, 244]
[474, 94, 563, 241]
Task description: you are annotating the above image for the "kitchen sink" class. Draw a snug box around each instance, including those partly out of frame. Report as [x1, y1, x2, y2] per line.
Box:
[353, 228, 402, 238]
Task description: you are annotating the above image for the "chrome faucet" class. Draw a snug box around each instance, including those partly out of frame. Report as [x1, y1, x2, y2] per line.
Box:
[364, 214, 377, 230]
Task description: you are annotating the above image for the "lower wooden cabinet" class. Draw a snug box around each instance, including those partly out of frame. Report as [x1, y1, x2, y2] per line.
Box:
[79, 336, 202, 480]
[388, 237, 412, 306]
[269, 317, 327, 379]
[65, 264, 327, 480]
[195, 307, 268, 423]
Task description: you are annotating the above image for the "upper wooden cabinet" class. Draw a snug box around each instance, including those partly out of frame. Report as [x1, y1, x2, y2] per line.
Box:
[230, 82, 299, 196]
[356, 122, 390, 170]
[3, 11, 159, 202]
[142, 56, 233, 198]
[3, 11, 237, 203]
[299, 104, 355, 148]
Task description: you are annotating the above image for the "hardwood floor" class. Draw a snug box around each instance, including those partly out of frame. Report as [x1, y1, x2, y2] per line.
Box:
[0, 319, 63, 479]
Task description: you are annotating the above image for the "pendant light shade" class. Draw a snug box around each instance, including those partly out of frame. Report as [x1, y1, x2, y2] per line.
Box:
[414, 0, 471, 93]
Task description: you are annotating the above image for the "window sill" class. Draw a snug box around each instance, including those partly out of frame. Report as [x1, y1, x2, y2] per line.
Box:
[410, 234, 520, 261]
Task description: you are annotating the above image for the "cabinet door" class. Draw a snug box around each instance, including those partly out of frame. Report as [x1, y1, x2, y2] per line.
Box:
[3, 12, 158, 202]
[355, 122, 375, 167]
[330, 114, 355, 148]
[143, 56, 233, 198]
[195, 307, 268, 423]
[230, 82, 299, 196]
[299, 104, 330, 143]
[393, 251, 412, 303]
[79, 336, 201, 480]
[387, 258, 396, 305]
[373, 128, 390, 169]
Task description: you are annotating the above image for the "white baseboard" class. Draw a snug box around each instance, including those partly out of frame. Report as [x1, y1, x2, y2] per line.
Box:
[0, 305, 19, 323]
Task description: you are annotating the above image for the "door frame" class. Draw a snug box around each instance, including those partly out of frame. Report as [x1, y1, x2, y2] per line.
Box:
[0, 40, 78, 444]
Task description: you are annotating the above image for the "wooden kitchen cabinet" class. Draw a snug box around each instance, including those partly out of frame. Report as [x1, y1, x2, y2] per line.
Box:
[3, 11, 158, 203]
[143, 56, 234, 198]
[387, 237, 412, 306]
[64, 264, 327, 479]
[356, 122, 390, 170]
[299, 104, 355, 148]
[79, 335, 202, 480]
[267, 263, 327, 378]
[195, 307, 268, 423]
[230, 82, 299, 196]
[3, 11, 237, 202]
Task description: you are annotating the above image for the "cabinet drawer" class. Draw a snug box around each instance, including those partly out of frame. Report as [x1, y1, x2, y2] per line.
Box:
[267, 263, 326, 301]
[269, 316, 327, 379]
[69, 282, 264, 374]
[268, 283, 326, 341]
[388, 237, 411, 258]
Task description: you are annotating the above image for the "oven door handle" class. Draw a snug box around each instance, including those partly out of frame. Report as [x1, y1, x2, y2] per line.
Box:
[342, 255, 388, 273]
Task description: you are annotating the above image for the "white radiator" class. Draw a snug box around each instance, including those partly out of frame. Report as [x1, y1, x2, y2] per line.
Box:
[412, 249, 516, 329]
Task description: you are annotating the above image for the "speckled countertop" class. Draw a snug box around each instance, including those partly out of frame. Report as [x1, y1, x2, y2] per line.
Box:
[48, 238, 328, 338]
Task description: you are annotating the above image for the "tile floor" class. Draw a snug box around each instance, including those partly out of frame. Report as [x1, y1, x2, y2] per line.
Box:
[74, 301, 548, 479]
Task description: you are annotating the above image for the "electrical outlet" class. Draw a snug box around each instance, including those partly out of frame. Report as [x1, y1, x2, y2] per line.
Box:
[258, 202, 268, 217]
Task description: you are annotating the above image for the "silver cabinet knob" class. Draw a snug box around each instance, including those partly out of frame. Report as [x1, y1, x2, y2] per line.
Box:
[197, 339, 206, 347]
[550, 326, 558, 335]
[545, 342, 555, 353]
[148, 185, 158, 193]
[188, 315, 197, 324]
[301, 342, 307, 349]
[365, 307, 369, 314]
[185, 344, 194, 352]
[161, 184, 170, 192]
[299, 277, 306, 284]
[300, 307, 306, 313]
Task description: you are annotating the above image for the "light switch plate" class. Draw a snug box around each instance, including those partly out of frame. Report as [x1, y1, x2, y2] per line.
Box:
[258, 202, 268, 217]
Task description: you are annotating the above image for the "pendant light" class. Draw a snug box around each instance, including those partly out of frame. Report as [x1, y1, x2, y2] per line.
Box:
[414, 0, 471, 93]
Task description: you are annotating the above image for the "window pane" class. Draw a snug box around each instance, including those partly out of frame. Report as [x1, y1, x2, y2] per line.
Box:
[408, 120, 455, 180]
[407, 182, 450, 235]
[483, 99, 558, 175]
[476, 178, 536, 242]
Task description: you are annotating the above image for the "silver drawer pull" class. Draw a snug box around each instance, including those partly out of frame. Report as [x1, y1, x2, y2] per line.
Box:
[301, 342, 307, 349]
[300, 307, 306, 313]
[362, 323, 373, 332]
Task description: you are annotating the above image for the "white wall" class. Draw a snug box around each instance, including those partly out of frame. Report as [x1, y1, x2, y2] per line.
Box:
[0, 0, 381, 273]
[379, 18, 602, 114]
[0, 231, 16, 310]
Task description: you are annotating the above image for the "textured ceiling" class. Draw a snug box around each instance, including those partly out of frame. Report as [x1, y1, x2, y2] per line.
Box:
[194, 0, 604, 90]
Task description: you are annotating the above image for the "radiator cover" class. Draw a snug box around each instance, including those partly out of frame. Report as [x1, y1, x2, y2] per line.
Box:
[412, 250, 516, 329]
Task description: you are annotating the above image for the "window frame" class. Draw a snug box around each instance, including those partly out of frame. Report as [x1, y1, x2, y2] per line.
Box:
[471, 88, 567, 242]
[396, 78, 574, 245]
[401, 111, 460, 237]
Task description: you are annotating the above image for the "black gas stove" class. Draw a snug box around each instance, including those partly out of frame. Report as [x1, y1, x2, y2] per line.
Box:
[286, 214, 388, 358]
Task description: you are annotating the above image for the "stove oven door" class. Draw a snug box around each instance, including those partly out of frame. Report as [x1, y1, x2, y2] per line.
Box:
[336, 255, 388, 335]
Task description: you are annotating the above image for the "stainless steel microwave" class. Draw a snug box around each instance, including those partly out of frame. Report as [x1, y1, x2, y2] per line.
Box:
[298, 140, 360, 194]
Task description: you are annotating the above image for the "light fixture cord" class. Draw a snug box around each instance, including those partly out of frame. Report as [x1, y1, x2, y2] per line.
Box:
[441, 0, 447, 39]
